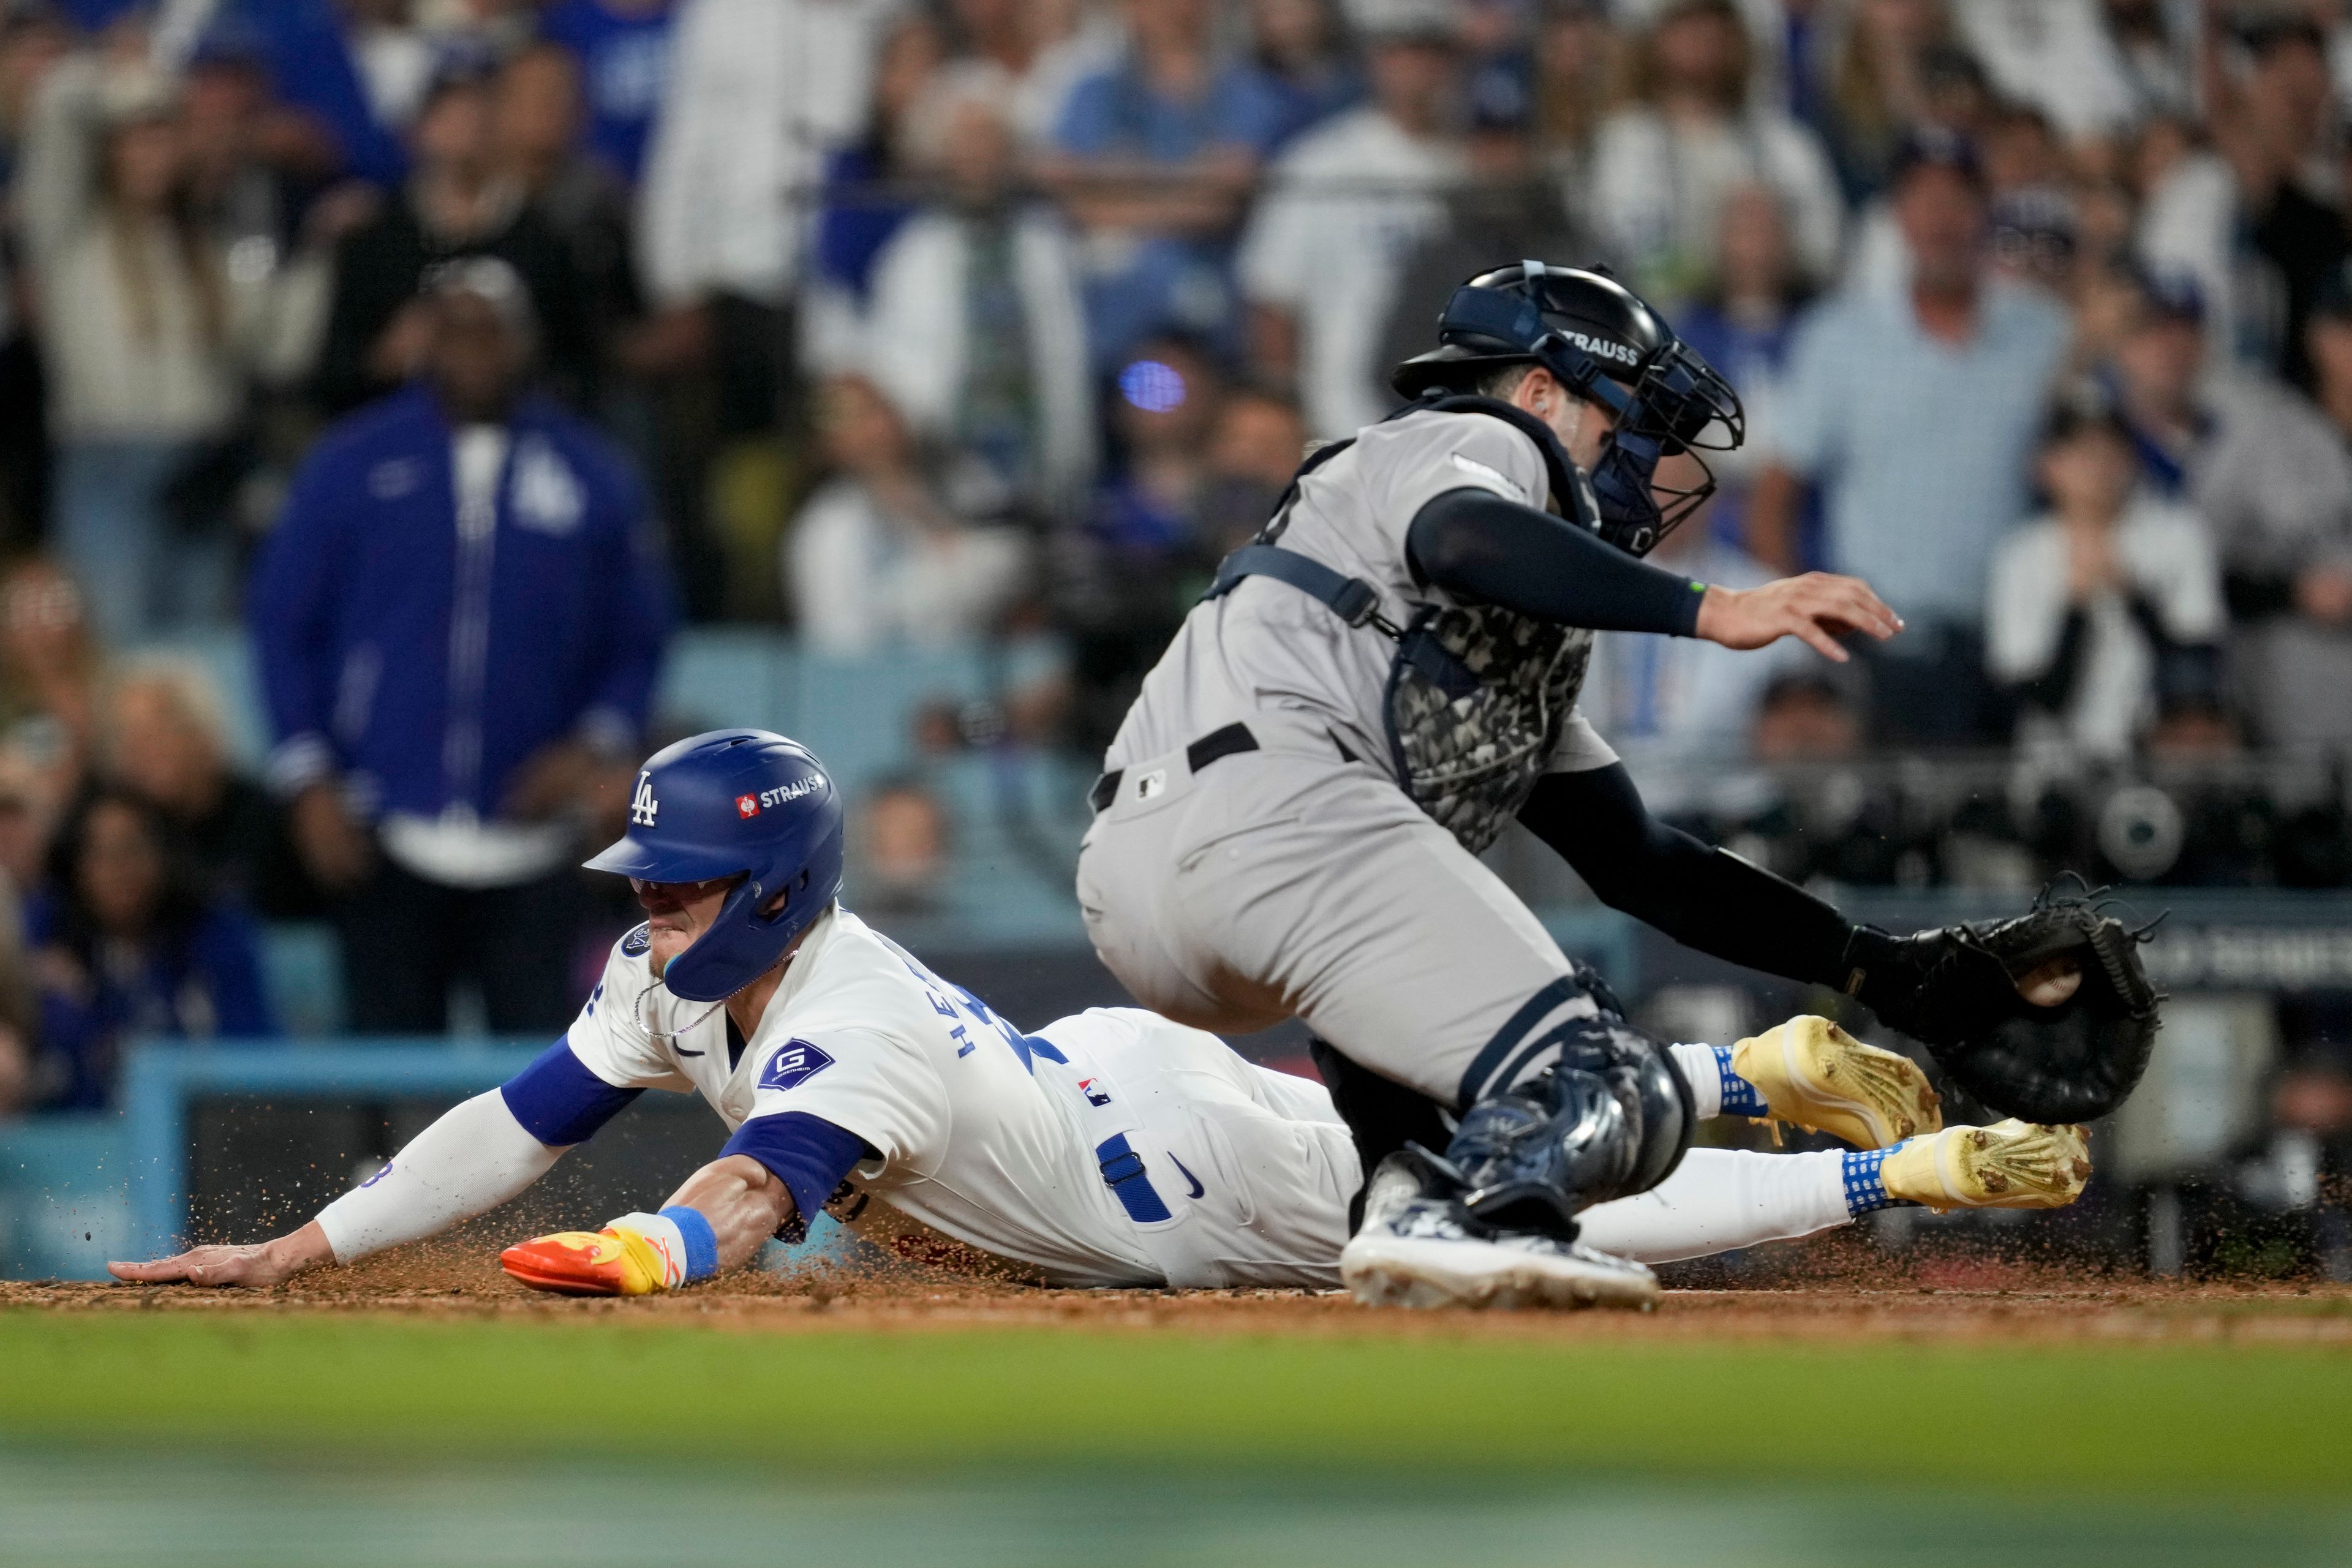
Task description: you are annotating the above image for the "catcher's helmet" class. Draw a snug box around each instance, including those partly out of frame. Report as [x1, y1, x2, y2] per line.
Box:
[1390, 260, 1744, 555]
[585, 729, 845, 1002]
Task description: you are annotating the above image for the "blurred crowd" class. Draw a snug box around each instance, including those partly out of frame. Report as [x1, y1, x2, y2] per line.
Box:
[0, 0, 2350, 1145]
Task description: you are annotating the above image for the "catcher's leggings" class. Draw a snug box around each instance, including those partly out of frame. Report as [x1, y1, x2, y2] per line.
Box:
[1076, 723, 1613, 1113]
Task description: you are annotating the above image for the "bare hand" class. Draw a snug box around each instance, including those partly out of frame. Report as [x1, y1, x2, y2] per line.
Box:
[2294, 564, 2352, 625]
[503, 740, 601, 821]
[1694, 573, 1902, 662]
[107, 1221, 334, 1289]
[300, 179, 382, 251]
[367, 301, 437, 384]
[616, 304, 712, 378]
[2066, 526, 2120, 603]
[290, 783, 372, 892]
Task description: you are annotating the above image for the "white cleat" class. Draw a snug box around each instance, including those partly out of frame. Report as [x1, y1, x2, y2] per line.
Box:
[1338, 1154, 1658, 1311]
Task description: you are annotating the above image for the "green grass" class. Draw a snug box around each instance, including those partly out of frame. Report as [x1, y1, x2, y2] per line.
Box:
[5, 1310, 2350, 1498]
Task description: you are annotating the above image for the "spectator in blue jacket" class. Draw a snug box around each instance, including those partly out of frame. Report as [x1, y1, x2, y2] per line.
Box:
[250, 257, 671, 1035]
[26, 788, 275, 1110]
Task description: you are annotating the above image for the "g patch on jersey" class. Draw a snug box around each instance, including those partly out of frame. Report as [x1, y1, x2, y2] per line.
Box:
[621, 923, 652, 957]
[759, 1039, 835, 1093]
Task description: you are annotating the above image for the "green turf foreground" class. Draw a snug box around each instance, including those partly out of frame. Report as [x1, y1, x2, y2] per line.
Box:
[2, 1310, 2348, 1566]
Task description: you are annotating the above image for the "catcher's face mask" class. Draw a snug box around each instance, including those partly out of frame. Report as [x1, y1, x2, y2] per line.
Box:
[1577, 338, 1745, 557]
[1426, 272, 1747, 557]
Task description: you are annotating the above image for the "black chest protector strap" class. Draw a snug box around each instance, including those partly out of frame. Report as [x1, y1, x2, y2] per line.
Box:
[1196, 396, 1599, 858]
[1205, 545, 1400, 633]
[1200, 393, 1581, 624]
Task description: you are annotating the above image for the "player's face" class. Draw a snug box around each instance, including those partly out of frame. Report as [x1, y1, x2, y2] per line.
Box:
[1517, 368, 1616, 470]
[633, 874, 747, 977]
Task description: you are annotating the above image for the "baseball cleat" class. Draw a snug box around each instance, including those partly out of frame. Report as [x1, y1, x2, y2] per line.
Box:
[1732, 1014, 1942, 1150]
[1338, 1151, 1658, 1311]
[1879, 1120, 2093, 1212]
[499, 1227, 671, 1296]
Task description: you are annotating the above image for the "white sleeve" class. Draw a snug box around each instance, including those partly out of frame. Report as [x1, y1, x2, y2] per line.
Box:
[1986, 529, 2070, 681]
[1235, 156, 1317, 311]
[1576, 1148, 1851, 1264]
[742, 1026, 950, 1175]
[785, 486, 882, 657]
[634, 0, 735, 305]
[2147, 512, 2225, 643]
[314, 1091, 564, 1264]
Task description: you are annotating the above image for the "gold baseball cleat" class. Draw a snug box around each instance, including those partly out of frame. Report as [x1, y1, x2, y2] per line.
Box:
[1731, 1014, 1943, 1150]
[1880, 1120, 2094, 1212]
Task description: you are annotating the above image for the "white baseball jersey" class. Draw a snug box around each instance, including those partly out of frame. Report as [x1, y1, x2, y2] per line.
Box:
[1104, 407, 1621, 780]
[565, 905, 1355, 1287]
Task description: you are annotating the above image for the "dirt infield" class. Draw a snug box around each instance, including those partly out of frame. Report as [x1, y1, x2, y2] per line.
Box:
[10, 1254, 2351, 1345]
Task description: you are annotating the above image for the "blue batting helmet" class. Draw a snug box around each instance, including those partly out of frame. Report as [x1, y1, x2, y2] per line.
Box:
[584, 729, 845, 1003]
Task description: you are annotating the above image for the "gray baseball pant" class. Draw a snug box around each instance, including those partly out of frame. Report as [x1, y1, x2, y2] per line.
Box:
[1074, 719, 1606, 1110]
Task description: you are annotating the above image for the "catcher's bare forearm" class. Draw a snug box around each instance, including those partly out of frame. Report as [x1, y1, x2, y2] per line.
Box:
[665, 1155, 795, 1273]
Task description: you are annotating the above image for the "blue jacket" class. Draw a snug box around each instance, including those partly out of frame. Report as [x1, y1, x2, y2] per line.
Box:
[25, 893, 277, 1111]
[251, 385, 673, 821]
[220, 0, 410, 189]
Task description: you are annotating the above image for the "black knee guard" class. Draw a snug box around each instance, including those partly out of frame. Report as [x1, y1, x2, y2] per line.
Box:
[1440, 1016, 1695, 1237]
[1310, 1036, 1453, 1231]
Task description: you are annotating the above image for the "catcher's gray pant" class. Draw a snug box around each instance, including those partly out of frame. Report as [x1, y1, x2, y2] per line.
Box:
[1076, 719, 1607, 1111]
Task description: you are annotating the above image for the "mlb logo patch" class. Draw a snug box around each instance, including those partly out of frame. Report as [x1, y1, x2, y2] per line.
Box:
[758, 1039, 835, 1093]
[1079, 1077, 1112, 1107]
[736, 794, 761, 819]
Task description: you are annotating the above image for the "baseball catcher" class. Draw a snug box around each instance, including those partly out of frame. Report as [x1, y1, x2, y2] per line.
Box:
[110, 731, 2093, 1301]
[1076, 261, 2159, 1309]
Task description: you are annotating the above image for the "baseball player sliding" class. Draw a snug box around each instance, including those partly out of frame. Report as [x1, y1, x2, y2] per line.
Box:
[111, 731, 2090, 1300]
[1076, 261, 2160, 1310]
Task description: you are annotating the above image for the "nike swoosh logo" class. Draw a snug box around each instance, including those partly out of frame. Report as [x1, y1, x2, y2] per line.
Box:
[674, 1047, 705, 1057]
[1167, 1153, 1205, 1200]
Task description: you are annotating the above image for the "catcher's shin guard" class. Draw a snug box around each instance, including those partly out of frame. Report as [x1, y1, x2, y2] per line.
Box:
[1443, 1017, 1695, 1236]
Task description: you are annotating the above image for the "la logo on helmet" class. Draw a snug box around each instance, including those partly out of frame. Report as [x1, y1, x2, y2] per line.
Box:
[629, 774, 659, 827]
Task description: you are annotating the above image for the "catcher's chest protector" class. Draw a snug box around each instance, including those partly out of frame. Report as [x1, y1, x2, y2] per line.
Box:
[1202, 397, 1592, 857]
[1385, 604, 1591, 854]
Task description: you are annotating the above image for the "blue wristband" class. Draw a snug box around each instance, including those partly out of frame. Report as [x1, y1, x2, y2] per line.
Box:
[1713, 1044, 1769, 1118]
[1841, 1148, 1912, 1216]
[659, 1205, 720, 1283]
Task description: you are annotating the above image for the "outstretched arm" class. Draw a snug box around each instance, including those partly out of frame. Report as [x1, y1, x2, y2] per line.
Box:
[107, 1089, 568, 1287]
[1407, 487, 1901, 657]
[1520, 763, 1860, 986]
[108, 1040, 644, 1288]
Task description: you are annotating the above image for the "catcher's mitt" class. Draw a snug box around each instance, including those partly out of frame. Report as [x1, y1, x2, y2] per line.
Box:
[1841, 880, 2163, 1124]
